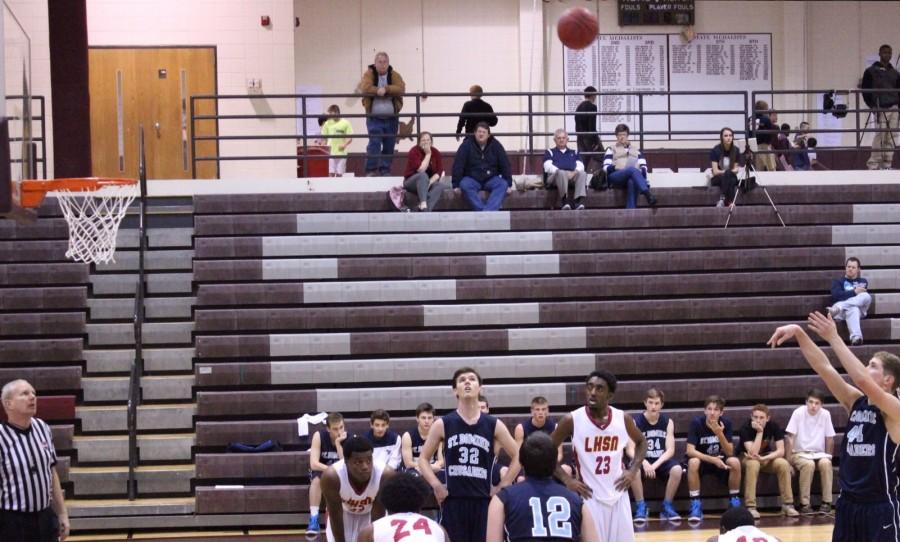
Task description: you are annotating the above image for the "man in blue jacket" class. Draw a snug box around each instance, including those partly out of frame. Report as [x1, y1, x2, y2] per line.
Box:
[828, 257, 871, 346]
[544, 129, 588, 210]
[452, 122, 513, 211]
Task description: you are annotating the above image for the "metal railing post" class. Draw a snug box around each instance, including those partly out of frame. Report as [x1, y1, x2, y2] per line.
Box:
[749, 91, 756, 136]
[854, 90, 861, 159]
[127, 126, 148, 501]
[638, 94, 645, 150]
[743, 91, 749, 138]
[415, 95, 421, 142]
[37, 96, 46, 178]
[301, 97, 308, 177]
[527, 95, 534, 174]
[190, 97, 197, 179]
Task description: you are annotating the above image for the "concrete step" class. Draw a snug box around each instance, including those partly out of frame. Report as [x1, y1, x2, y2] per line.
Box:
[97, 249, 195, 272]
[88, 297, 196, 320]
[142, 375, 195, 401]
[69, 465, 194, 496]
[85, 348, 195, 374]
[86, 322, 194, 347]
[90, 273, 193, 295]
[116, 228, 194, 249]
[67, 496, 195, 518]
[77, 404, 196, 433]
[73, 433, 195, 463]
[82, 375, 195, 402]
[69, 504, 302, 531]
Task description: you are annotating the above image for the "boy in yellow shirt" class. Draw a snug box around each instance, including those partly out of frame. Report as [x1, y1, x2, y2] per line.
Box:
[322, 104, 353, 177]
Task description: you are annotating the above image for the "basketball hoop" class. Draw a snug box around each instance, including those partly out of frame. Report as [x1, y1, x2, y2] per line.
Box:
[16, 177, 139, 264]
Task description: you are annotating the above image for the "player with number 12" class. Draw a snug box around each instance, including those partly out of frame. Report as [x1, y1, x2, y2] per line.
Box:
[487, 432, 599, 542]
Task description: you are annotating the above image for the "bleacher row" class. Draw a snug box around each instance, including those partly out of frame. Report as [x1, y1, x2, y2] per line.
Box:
[0, 202, 80, 502]
[187, 185, 899, 518]
[1, 183, 900, 530]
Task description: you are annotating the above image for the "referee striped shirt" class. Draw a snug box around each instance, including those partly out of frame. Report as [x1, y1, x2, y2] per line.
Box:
[0, 418, 57, 512]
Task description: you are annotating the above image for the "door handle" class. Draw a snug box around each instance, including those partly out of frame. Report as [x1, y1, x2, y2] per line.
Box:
[154, 122, 161, 137]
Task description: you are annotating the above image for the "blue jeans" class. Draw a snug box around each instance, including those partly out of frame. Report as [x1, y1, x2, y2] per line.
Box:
[607, 167, 650, 208]
[365, 116, 399, 173]
[459, 176, 508, 211]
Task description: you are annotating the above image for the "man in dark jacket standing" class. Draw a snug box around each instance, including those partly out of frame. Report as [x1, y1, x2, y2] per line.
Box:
[358, 52, 406, 176]
[828, 257, 871, 346]
[861, 44, 900, 170]
[452, 122, 513, 211]
[574, 86, 601, 172]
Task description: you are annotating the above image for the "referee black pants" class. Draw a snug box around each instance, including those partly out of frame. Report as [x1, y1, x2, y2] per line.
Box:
[0, 508, 59, 542]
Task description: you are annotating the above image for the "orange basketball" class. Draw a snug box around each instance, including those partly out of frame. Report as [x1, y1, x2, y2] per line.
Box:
[557, 7, 598, 50]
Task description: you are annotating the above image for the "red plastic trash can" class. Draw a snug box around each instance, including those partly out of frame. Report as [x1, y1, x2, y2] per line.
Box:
[297, 145, 330, 177]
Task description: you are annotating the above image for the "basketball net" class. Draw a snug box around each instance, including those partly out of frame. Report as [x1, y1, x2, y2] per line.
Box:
[55, 184, 138, 264]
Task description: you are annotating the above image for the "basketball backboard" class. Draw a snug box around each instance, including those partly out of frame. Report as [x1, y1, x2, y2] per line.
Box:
[0, 1, 34, 218]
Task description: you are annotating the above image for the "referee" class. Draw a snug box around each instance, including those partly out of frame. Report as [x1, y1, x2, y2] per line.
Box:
[1, 379, 69, 541]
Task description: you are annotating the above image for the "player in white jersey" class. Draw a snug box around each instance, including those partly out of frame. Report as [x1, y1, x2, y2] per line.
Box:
[552, 370, 647, 542]
[706, 506, 783, 542]
[322, 436, 394, 542]
[359, 471, 449, 542]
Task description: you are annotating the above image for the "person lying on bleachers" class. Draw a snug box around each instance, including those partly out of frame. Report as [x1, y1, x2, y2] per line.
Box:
[828, 256, 871, 346]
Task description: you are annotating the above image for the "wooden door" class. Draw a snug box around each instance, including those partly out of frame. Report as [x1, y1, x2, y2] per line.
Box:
[89, 47, 217, 179]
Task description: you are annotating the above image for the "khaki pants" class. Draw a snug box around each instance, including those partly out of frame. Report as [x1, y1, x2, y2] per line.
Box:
[548, 169, 588, 201]
[867, 109, 898, 170]
[790, 454, 833, 506]
[742, 456, 794, 508]
[755, 143, 777, 171]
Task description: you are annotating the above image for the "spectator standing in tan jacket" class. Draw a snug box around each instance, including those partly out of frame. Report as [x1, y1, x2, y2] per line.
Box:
[357, 52, 406, 176]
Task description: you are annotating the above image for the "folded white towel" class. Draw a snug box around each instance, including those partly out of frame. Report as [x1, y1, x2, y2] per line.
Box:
[298, 411, 329, 437]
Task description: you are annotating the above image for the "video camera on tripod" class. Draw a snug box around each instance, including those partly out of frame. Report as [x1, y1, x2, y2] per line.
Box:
[739, 138, 759, 194]
[723, 136, 783, 229]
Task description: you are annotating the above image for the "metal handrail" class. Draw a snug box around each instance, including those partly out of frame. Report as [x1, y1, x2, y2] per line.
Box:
[5, 94, 47, 178]
[189, 88, 895, 177]
[190, 89, 750, 177]
[126, 126, 148, 501]
[750, 88, 900, 157]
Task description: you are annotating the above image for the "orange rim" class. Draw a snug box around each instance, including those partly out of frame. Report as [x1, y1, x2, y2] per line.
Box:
[18, 177, 137, 209]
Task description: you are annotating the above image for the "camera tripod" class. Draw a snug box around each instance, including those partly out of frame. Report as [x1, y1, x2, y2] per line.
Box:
[857, 96, 897, 149]
[724, 157, 786, 229]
